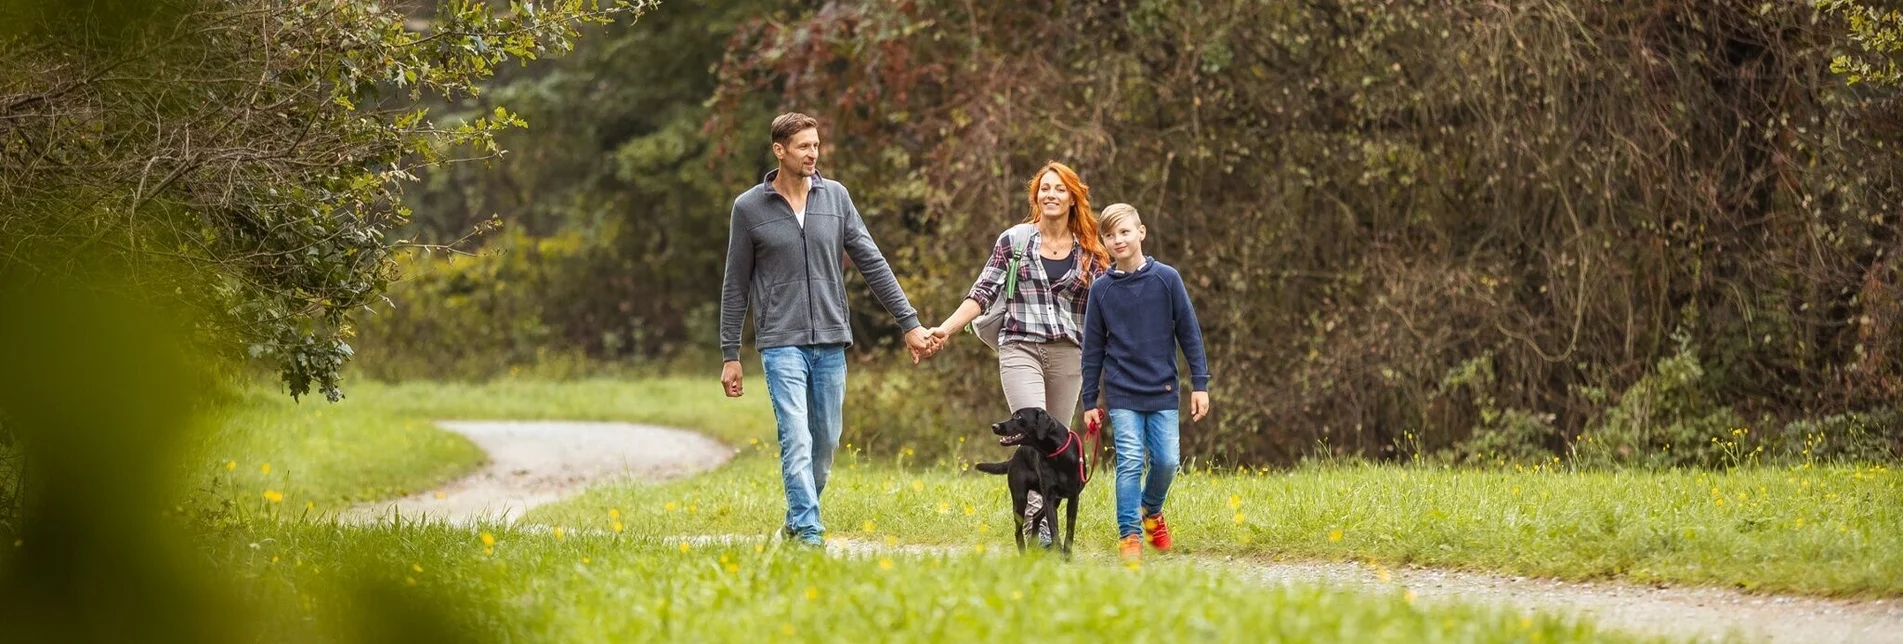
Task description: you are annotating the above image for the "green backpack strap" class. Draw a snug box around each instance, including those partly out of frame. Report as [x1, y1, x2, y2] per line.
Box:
[1003, 226, 1031, 300]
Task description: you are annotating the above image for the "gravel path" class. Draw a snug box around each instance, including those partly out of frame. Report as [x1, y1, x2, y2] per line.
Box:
[347, 420, 734, 524]
[360, 420, 1902, 643]
[1213, 556, 1902, 644]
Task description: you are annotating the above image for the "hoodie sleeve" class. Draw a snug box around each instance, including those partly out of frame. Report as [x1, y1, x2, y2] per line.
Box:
[1168, 267, 1210, 392]
[1079, 278, 1110, 410]
[718, 199, 753, 363]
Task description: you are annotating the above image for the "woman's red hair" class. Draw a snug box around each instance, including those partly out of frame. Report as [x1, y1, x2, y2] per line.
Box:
[1023, 161, 1109, 284]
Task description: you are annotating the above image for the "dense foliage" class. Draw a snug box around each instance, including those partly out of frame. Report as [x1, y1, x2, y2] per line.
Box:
[0, 0, 647, 401]
[368, 0, 1903, 466]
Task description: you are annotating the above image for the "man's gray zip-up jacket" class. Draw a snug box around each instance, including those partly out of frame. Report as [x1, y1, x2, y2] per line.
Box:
[720, 169, 922, 362]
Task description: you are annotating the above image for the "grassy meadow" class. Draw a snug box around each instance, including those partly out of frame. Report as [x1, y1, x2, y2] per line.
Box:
[173, 375, 1900, 641]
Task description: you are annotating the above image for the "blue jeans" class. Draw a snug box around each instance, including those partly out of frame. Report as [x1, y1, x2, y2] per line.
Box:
[761, 345, 847, 542]
[1109, 409, 1180, 538]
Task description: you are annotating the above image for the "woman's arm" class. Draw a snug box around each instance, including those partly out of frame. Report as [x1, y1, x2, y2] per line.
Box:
[929, 230, 1017, 344]
[930, 298, 986, 342]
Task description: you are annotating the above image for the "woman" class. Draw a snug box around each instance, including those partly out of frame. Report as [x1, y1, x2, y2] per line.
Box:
[929, 161, 1110, 431]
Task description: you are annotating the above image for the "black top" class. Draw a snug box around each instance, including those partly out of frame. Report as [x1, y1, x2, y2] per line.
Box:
[1041, 249, 1076, 281]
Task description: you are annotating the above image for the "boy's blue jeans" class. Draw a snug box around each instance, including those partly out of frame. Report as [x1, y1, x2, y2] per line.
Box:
[761, 344, 847, 542]
[1108, 408, 1180, 538]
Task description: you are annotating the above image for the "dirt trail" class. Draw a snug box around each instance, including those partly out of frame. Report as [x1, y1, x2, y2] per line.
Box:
[1215, 557, 1901, 644]
[365, 420, 1901, 643]
[346, 420, 734, 524]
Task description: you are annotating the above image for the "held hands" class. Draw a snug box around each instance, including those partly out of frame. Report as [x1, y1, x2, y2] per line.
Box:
[721, 360, 744, 398]
[1190, 391, 1210, 422]
[905, 326, 944, 364]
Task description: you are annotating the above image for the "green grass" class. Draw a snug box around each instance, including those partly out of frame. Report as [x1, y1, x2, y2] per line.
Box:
[187, 376, 1681, 641]
[205, 376, 1901, 598]
[203, 389, 487, 510]
[513, 379, 1903, 598]
[182, 375, 1898, 642]
[531, 453, 1901, 596]
[217, 521, 1645, 643]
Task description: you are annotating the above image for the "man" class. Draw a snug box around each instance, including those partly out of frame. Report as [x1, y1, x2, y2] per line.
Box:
[719, 112, 939, 547]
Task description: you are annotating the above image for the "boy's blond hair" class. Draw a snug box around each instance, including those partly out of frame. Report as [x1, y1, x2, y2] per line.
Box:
[1098, 203, 1142, 233]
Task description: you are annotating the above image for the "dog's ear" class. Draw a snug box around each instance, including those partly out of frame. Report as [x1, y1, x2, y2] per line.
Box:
[1034, 409, 1061, 442]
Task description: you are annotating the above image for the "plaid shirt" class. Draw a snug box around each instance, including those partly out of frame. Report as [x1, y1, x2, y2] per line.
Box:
[967, 228, 1103, 346]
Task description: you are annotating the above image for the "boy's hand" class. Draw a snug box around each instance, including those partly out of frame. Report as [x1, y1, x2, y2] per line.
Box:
[1083, 408, 1104, 434]
[1189, 391, 1210, 422]
[721, 360, 744, 398]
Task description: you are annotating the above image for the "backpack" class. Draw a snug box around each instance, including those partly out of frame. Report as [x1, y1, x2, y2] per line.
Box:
[967, 224, 1036, 350]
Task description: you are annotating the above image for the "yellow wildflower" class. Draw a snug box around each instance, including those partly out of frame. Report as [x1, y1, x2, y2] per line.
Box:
[1329, 529, 1344, 542]
[553, 527, 566, 540]
[262, 490, 284, 503]
[224, 461, 236, 471]
[480, 532, 496, 547]
[805, 587, 820, 600]
[1228, 494, 1242, 509]
[878, 558, 894, 571]
[679, 542, 691, 553]
[862, 520, 877, 533]
[412, 563, 423, 573]
[260, 462, 271, 475]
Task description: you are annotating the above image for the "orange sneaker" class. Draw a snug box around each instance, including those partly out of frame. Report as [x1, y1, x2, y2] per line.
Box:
[1118, 534, 1142, 561]
[1143, 512, 1173, 551]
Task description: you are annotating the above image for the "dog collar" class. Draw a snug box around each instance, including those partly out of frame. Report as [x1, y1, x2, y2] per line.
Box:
[1047, 430, 1089, 485]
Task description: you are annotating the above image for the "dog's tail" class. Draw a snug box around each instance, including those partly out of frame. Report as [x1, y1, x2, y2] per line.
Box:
[972, 461, 1010, 475]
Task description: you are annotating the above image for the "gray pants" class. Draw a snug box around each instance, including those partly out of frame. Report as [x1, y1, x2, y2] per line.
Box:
[998, 339, 1082, 431]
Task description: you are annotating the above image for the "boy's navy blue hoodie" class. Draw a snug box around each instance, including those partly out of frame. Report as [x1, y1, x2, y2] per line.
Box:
[1080, 256, 1210, 412]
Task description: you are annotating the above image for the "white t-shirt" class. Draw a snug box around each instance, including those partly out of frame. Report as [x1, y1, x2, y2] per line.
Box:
[792, 175, 814, 228]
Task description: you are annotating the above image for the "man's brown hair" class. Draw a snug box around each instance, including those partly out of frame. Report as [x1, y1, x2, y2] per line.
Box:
[771, 112, 819, 145]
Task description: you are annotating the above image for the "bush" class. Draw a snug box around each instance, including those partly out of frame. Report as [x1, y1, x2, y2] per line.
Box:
[1572, 333, 1749, 468]
[1775, 409, 1901, 465]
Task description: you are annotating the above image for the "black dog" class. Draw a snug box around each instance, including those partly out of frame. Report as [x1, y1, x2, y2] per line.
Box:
[973, 408, 1089, 557]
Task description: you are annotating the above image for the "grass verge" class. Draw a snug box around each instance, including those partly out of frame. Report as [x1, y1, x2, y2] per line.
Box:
[218, 521, 1646, 643]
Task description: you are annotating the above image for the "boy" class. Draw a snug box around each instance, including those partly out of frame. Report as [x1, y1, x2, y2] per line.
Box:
[1080, 203, 1211, 562]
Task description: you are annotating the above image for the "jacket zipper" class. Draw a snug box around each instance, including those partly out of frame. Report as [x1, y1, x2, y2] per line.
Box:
[795, 186, 814, 345]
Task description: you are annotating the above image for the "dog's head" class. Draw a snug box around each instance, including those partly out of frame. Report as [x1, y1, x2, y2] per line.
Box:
[990, 408, 1066, 450]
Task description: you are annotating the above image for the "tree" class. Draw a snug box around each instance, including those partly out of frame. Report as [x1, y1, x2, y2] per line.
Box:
[0, 0, 651, 401]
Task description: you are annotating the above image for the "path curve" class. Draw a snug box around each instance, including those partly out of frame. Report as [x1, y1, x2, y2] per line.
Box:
[361, 420, 1901, 643]
[347, 420, 735, 524]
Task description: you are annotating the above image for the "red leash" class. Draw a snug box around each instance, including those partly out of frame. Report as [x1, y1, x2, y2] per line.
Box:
[1046, 429, 1090, 485]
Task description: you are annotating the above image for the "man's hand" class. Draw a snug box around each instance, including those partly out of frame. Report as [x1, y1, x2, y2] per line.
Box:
[721, 360, 744, 398]
[904, 326, 940, 364]
[1189, 391, 1210, 422]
